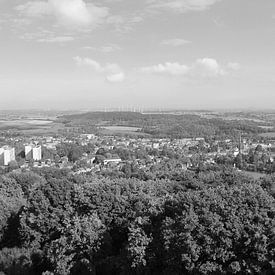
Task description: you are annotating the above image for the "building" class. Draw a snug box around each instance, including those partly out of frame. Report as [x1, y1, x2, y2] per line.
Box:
[25, 144, 42, 161]
[33, 146, 42, 161]
[152, 142, 159, 149]
[0, 146, 15, 166]
[25, 145, 33, 161]
[103, 158, 122, 166]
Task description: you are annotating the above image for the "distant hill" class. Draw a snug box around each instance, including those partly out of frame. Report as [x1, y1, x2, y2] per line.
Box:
[58, 111, 144, 124]
[58, 111, 265, 139]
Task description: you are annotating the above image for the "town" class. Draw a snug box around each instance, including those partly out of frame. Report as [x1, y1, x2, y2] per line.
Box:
[1, 119, 275, 178]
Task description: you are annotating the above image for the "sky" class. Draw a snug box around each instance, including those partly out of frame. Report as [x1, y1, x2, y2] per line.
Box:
[0, 0, 275, 110]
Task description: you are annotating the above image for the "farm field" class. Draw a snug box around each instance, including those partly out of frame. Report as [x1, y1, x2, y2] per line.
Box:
[241, 170, 267, 180]
[103, 126, 141, 132]
[0, 119, 53, 127]
[259, 132, 275, 138]
[0, 119, 65, 135]
[100, 125, 148, 136]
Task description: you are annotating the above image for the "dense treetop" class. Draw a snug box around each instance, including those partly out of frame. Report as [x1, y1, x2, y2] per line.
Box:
[0, 165, 275, 274]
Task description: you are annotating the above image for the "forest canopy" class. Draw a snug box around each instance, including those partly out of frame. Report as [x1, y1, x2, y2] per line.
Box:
[0, 167, 275, 274]
[58, 112, 265, 139]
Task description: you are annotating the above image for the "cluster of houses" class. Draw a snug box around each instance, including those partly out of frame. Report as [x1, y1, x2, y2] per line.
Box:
[1, 132, 275, 174]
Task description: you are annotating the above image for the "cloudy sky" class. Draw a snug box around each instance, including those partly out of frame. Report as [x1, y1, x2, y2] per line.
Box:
[0, 0, 275, 110]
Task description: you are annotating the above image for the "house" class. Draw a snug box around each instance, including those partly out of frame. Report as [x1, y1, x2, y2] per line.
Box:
[103, 158, 122, 166]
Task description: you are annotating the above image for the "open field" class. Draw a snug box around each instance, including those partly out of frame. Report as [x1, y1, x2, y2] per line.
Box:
[0, 119, 53, 128]
[241, 170, 267, 180]
[16, 123, 66, 135]
[259, 132, 275, 138]
[100, 129, 149, 137]
[0, 119, 65, 135]
[102, 126, 142, 132]
[258, 126, 274, 130]
[100, 125, 148, 136]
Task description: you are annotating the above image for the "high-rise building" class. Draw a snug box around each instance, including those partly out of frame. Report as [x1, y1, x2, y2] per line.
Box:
[0, 146, 15, 166]
[25, 144, 42, 161]
[32, 146, 42, 161]
[25, 145, 33, 161]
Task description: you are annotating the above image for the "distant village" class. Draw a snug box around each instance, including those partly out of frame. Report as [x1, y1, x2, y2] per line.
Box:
[1, 131, 275, 175]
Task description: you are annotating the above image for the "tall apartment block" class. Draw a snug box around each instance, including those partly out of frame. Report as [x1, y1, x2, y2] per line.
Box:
[0, 146, 15, 166]
[25, 145, 42, 161]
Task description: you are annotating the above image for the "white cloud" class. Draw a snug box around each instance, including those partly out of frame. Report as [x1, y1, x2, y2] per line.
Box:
[140, 62, 189, 75]
[100, 45, 121, 53]
[74, 56, 104, 72]
[37, 36, 74, 43]
[140, 58, 235, 78]
[195, 58, 225, 76]
[106, 15, 124, 25]
[130, 16, 144, 23]
[161, 38, 191, 46]
[82, 44, 121, 53]
[227, 62, 241, 70]
[15, 0, 109, 29]
[15, 1, 50, 17]
[148, 0, 222, 13]
[106, 72, 125, 82]
[17, 29, 75, 43]
[106, 14, 144, 33]
[74, 56, 125, 82]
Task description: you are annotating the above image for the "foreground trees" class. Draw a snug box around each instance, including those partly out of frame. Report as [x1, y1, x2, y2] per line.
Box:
[146, 184, 275, 274]
[0, 168, 275, 274]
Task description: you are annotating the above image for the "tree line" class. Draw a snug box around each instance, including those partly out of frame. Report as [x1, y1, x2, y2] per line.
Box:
[0, 166, 275, 274]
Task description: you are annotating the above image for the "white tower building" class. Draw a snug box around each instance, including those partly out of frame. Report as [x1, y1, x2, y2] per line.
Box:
[25, 145, 33, 161]
[32, 146, 42, 161]
[25, 144, 42, 161]
[0, 146, 15, 166]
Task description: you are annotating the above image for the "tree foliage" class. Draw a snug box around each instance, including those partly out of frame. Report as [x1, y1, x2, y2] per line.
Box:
[0, 167, 275, 274]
